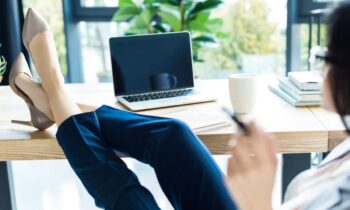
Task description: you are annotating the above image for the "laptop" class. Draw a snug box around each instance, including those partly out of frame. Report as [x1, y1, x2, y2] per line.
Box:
[109, 32, 216, 111]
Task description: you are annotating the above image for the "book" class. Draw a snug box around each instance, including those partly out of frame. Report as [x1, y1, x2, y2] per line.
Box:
[269, 84, 322, 107]
[288, 71, 322, 91]
[278, 77, 322, 102]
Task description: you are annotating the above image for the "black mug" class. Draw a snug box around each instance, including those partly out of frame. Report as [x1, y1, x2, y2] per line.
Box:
[150, 73, 177, 91]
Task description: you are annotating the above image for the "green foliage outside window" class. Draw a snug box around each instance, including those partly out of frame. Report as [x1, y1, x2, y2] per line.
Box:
[202, 0, 279, 71]
[112, 0, 226, 61]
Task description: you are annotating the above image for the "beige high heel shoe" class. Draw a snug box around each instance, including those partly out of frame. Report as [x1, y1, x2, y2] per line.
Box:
[22, 8, 64, 85]
[22, 8, 50, 51]
[9, 53, 54, 130]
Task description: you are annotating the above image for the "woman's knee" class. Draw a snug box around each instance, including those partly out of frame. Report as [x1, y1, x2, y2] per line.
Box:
[165, 118, 191, 135]
[156, 118, 196, 146]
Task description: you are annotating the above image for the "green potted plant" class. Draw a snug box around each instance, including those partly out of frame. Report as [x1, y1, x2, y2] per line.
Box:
[0, 44, 7, 83]
[112, 0, 225, 61]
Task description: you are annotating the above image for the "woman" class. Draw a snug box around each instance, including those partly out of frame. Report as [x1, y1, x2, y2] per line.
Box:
[7, 2, 350, 210]
[226, 2, 350, 210]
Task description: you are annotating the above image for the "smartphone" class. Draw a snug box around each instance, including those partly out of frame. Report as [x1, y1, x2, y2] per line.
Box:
[222, 106, 250, 135]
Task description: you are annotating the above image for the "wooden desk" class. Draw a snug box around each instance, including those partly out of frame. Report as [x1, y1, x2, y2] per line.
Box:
[0, 80, 339, 160]
[0, 79, 346, 208]
[310, 107, 347, 150]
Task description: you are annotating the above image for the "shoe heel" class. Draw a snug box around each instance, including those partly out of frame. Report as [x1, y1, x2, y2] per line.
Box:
[28, 103, 54, 130]
[9, 53, 54, 130]
[10, 104, 54, 130]
[11, 120, 33, 127]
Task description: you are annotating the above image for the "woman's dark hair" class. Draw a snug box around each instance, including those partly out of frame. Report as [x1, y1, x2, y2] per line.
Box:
[326, 2, 350, 133]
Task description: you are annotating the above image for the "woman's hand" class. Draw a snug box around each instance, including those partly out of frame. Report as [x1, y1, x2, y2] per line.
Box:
[226, 123, 277, 210]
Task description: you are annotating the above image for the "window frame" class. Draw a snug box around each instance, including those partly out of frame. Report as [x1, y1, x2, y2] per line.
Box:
[64, 0, 332, 81]
[62, 0, 117, 83]
[286, 0, 330, 73]
[72, 1, 117, 22]
[296, 0, 329, 24]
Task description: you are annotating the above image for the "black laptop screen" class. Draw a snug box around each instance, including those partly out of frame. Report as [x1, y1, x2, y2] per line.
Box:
[109, 32, 194, 96]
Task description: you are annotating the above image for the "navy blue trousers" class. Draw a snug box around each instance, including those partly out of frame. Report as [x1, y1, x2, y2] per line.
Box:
[56, 105, 236, 210]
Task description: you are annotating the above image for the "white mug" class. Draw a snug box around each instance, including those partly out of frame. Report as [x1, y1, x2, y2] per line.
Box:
[228, 74, 258, 114]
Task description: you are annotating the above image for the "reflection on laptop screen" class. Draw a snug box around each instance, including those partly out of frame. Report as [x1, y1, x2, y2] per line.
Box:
[109, 32, 194, 96]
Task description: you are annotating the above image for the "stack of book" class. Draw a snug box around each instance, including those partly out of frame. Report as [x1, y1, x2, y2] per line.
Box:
[269, 71, 323, 107]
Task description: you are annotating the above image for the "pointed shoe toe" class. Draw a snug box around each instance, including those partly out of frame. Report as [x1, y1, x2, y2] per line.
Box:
[22, 8, 50, 50]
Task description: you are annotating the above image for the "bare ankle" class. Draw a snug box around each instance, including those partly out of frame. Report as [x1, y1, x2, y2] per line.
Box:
[42, 75, 65, 96]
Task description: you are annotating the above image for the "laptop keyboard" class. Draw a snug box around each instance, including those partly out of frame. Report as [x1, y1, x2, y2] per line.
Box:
[123, 89, 194, 103]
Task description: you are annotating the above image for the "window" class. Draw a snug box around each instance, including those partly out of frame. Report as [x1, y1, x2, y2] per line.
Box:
[21, 0, 342, 81]
[195, 0, 287, 78]
[78, 20, 131, 83]
[69, 0, 288, 83]
[286, 0, 341, 72]
[80, 0, 118, 7]
[22, 0, 68, 78]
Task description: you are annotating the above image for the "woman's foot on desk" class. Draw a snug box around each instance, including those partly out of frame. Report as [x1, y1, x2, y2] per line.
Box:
[22, 8, 81, 126]
[22, 8, 64, 88]
[9, 53, 54, 130]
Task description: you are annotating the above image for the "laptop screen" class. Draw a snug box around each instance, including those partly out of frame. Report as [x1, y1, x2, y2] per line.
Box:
[109, 32, 194, 96]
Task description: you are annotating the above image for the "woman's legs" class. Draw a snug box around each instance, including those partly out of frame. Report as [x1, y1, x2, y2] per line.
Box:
[27, 41, 161, 210]
[92, 106, 237, 210]
[24, 9, 80, 125]
[23, 9, 160, 210]
[14, 71, 98, 121]
[28, 44, 235, 210]
[77, 103, 98, 112]
[39, 72, 160, 209]
[32, 59, 81, 125]
[56, 111, 160, 210]
[24, 8, 236, 210]
[56, 104, 236, 210]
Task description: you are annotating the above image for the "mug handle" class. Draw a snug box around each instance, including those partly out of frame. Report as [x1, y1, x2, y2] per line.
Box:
[169, 75, 177, 88]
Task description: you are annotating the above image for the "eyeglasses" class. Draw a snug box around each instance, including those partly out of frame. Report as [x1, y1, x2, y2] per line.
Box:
[309, 46, 328, 76]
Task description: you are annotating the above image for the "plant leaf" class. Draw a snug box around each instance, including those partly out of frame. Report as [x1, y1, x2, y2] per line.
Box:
[192, 35, 216, 43]
[206, 18, 223, 31]
[118, 0, 137, 7]
[188, 21, 211, 33]
[153, 23, 171, 32]
[166, 0, 180, 6]
[193, 11, 210, 22]
[112, 6, 141, 22]
[0, 56, 7, 75]
[159, 2, 180, 10]
[127, 8, 153, 33]
[189, 0, 222, 18]
[192, 42, 201, 52]
[125, 27, 149, 35]
[158, 11, 181, 31]
[208, 18, 223, 26]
